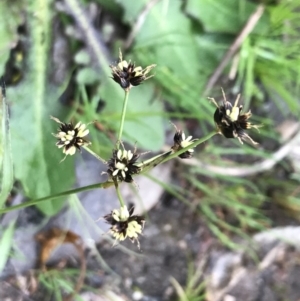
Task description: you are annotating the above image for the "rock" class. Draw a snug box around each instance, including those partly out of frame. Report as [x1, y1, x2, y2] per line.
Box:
[206, 226, 300, 301]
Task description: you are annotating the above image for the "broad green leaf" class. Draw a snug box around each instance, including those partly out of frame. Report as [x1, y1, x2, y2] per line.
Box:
[121, 0, 201, 82]
[0, 221, 15, 273]
[9, 0, 75, 216]
[186, 0, 269, 34]
[119, 0, 221, 119]
[76, 67, 99, 85]
[0, 81, 13, 208]
[10, 84, 75, 216]
[0, 1, 23, 75]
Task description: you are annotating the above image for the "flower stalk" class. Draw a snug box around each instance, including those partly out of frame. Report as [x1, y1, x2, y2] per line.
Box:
[83, 145, 106, 163]
[116, 90, 130, 149]
[136, 131, 218, 171]
[165, 131, 218, 163]
[115, 182, 125, 207]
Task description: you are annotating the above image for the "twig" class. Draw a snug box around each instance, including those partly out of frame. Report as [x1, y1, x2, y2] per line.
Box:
[203, 4, 265, 96]
[124, 0, 161, 49]
[64, 0, 111, 73]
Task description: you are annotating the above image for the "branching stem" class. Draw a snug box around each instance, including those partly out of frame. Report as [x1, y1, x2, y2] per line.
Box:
[162, 131, 218, 164]
[0, 131, 217, 214]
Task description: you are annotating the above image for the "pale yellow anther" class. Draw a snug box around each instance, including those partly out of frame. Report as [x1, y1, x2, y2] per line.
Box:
[65, 146, 76, 156]
[117, 149, 122, 160]
[112, 169, 120, 176]
[228, 94, 241, 121]
[78, 129, 89, 137]
[115, 162, 126, 170]
[118, 60, 128, 70]
[229, 107, 240, 122]
[127, 150, 133, 160]
[119, 206, 130, 220]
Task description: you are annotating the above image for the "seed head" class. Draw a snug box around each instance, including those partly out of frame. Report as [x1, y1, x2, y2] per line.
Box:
[171, 125, 196, 159]
[209, 89, 261, 145]
[104, 206, 145, 249]
[51, 116, 91, 157]
[110, 50, 156, 90]
[106, 147, 141, 183]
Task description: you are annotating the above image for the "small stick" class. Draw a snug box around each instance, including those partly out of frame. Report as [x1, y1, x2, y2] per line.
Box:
[203, 4, 265, 96]
[124, 0, 161, 49]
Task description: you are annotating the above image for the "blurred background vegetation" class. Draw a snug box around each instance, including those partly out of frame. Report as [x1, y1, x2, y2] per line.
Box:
[1, 0, 300, 300]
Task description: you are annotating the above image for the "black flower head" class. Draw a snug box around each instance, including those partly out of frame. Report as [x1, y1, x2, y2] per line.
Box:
[104, 206, 145, 249]
[171, 125, 196, 159]
[106, 147, 141, 183]
[110, 50, 156, 90]
[51, 116, 91, 157]
[209, 89, 261, 145]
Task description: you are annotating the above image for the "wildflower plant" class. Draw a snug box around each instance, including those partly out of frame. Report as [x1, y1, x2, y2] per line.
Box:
[0, 51, 262, 250]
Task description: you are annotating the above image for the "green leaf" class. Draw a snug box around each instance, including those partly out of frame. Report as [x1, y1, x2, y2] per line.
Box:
[0, 1, 23, 75]
[10, 85, 76, 216]
[0, 81, 13, 208]
[0, 221, 15, 273]
[9, 0, 75, 216]
[119, 0, 217, 118]
[122, 0, 200, 81]
[76, 67, 99, 85]
[186, 0, 269, 34]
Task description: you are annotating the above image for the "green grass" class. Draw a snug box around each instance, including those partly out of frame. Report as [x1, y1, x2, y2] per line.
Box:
[171, 260, 206, 301]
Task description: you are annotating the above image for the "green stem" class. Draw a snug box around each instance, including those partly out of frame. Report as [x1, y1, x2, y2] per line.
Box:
[161, 131, 218, 164]
[0, 181, 113, 214]
[114, 182, 125, 207]
[136, 131, 218, 173]
[83, 146, 106, 163]
[0, 132, 216, 214]
[116, 90, 130, 149]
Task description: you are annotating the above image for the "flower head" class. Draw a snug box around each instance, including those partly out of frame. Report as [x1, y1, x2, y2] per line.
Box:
[106, 147, 141, 183]
[209, 89, 261, 145]
[51, 116, 91, 157]
[104, 206, 145, 249]
[171, 126, 196, 159]
[110, 50, 156, 90]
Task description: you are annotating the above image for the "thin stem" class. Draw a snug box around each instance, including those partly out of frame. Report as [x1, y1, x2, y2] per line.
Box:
[83, 146, 106, 163]
[0, 132, 216, 214]
[116, 90, 130, 149]
[0, 181, 113, 214]
[114, 182, 125, 207]
[161, 131, 218, 164]
[137, 131, 218, 173]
